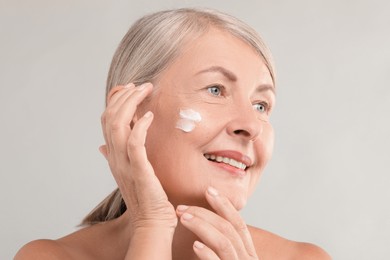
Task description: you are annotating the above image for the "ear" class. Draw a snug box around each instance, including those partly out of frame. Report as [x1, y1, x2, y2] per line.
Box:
[99, 145, 109, 160]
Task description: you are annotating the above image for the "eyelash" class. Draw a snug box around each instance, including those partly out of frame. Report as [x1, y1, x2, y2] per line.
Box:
[206, 84, 224, 96]
[252, 102, 270, 114]
[206, 84, 271, 114]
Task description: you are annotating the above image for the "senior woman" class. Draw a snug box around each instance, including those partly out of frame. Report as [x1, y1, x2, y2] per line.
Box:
[16, 8, 331, 260]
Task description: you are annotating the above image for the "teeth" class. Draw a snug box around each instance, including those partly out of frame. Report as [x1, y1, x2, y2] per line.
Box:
[204, 154, 247, 170]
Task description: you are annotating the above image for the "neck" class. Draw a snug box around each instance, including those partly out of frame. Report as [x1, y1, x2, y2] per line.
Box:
[172, 221, 199, 260]
[116, 210, 199, 260]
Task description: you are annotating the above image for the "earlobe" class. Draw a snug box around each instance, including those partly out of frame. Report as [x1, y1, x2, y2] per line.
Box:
[99, 145, 109, 160]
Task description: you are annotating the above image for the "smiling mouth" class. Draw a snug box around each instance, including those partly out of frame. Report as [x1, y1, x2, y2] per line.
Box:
[203, 154, 248, 170]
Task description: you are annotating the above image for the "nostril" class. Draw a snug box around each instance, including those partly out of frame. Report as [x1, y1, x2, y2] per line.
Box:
[233, 129, 250, 136]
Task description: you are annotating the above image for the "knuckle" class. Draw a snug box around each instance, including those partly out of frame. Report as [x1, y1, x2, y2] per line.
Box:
[104, 108, 116, 119]
[220, 221, 234, 233]
[110, 121, 123, 132]
[234, 218, 247, 231]
[216, 237, 232, 252]
[112, 163, 131, 177]
[127, 135, 141, 148]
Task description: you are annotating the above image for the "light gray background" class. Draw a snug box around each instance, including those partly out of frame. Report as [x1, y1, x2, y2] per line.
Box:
[1, 1, 389, 259]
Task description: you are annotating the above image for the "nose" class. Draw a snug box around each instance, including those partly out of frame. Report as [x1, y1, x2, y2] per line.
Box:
[226, 106, 263, 142]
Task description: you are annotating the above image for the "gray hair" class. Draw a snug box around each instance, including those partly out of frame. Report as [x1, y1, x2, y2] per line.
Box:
[106, 8, 275, 101]
[82, 7, 275, 225]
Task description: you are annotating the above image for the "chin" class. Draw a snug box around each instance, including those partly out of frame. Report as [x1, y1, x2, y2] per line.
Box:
[163, 178, 250, 211]
[227, 193, 248, 211]
[216, 181, 252, 209]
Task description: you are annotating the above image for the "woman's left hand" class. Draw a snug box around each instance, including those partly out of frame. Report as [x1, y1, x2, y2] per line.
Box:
[176, 187, 259, 260]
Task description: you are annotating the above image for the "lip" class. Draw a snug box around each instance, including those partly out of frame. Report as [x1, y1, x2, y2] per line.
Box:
[203, 150, 253, 177]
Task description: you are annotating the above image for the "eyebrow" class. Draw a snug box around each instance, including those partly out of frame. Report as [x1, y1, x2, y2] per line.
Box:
[195, 66, 237, 82]
[195, 65, 275, 94]
[255, 84, 275, 95]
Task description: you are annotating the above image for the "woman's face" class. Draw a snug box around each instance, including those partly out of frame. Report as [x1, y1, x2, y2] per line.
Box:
[141, 28, 275, 210]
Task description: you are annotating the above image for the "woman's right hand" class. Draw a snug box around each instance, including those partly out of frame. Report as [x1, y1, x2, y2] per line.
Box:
[99, 82, 178, 231]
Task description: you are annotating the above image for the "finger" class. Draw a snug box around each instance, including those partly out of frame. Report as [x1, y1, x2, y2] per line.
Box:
[126, 111, 168, 204]
[104, 83, 152, 163]
[106, 83, 135, 105]
[102, 85, 135, 154]
[110, 83, 153, 136]
[177, 205, 245, 257]
[104, 86, 136, 156]
[193, 241, 220, 260]
[179, 212, 238, 259]
[205, 187, 257, 257]
[117, 111, 154, 199]
[103, 84, 138, 145]
[108, 83, 153, 160]
[103, 82, 149, 154]
[127, 111, 154, 168]
[107, 85, 140, 113]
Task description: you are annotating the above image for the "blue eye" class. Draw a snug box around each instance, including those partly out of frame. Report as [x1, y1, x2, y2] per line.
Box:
[207, 86, 222, 96]
[253, 103, 267, 113]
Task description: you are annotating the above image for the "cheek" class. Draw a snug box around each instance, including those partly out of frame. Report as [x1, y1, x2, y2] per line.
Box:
[144, 107, 177, 168]
[175, 109, 202, 133]
[247, 123, 274, 192]
[261, 122, 275, 159]
[144, 106, 202, 180]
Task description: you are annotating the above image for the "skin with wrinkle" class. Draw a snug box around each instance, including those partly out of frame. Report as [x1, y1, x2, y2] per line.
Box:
[135, 28, 275, 211]
[14, 10, 331, 260]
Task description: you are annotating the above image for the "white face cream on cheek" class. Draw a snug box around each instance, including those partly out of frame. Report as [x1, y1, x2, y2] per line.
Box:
[176, 109, 202, 133]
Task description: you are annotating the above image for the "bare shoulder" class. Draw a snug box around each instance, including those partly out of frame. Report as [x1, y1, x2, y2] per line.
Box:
[292, 241, 332, 260]
[15, 220, 125, 260]
[248, 225, 332, 260]
[15, 224, 98, 259]
[15, 239, 71, 260]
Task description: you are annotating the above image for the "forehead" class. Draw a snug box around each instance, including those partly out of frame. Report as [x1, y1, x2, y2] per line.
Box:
[159, 28, 273, 87]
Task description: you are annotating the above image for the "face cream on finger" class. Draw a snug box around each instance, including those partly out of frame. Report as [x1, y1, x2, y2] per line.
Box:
[176, 109, 202, 133]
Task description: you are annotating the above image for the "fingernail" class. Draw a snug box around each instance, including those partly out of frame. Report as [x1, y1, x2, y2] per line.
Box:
[182, 212, 193, 221]
[177, 205, 189, 212]
[144, 111, 153, 118]
[207, 186, 218, 197]
[194, 241, 205, 249]
[137, 82, 151, 91]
